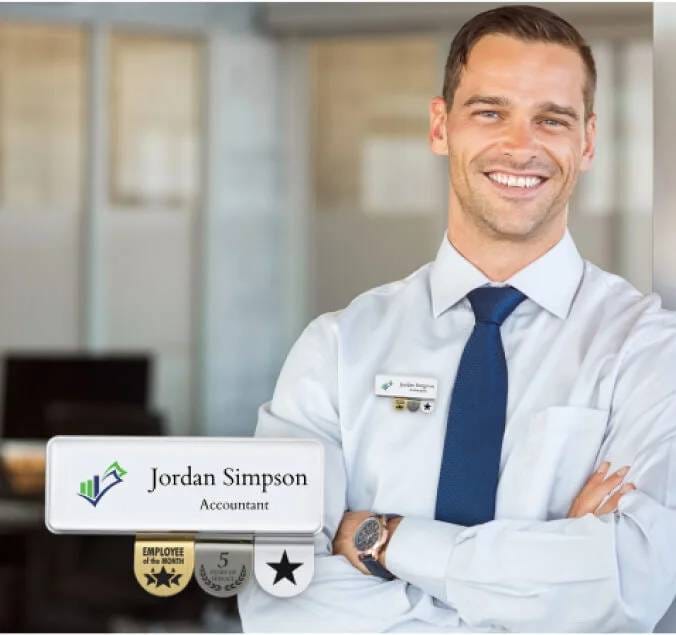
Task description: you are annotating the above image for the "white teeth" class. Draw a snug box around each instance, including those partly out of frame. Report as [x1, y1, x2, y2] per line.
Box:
[487, 172, 543, 188]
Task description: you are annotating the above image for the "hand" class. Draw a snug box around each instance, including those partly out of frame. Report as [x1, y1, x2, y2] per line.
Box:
[567, 461, 636, 518]
[332, 510, 374, 574]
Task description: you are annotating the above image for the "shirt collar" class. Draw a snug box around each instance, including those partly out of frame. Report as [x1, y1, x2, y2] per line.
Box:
[430, 227, 584, 320]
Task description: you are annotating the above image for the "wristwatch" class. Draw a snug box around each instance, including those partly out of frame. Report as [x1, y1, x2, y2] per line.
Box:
[353, 513, 401, 580]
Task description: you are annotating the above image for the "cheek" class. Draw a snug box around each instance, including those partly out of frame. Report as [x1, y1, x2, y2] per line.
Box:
[447, 123, 485, 154]
[562, 154, 584, 184]
[546, 137, 584, 174]
[447, 133, 490, 174]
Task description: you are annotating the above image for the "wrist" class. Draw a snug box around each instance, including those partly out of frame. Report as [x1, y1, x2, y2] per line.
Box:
[379, 515, 403, 568]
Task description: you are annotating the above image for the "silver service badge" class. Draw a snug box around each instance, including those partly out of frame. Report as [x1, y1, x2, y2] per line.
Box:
[194, 540, 252, 597]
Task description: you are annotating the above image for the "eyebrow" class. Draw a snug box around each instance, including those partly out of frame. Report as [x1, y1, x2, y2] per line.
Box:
[463, 95, 510, 108]
[462, 94, 580, 122]
[536, 101, 579, 122]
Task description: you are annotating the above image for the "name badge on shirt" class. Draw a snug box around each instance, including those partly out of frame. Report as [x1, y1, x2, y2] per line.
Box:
[374, 375, 438, 400]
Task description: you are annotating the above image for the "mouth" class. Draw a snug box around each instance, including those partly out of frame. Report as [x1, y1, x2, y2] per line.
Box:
[482, 171, 550, 199]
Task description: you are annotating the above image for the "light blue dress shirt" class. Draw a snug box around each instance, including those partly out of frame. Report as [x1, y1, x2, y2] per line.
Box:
[237, 228, 676, 632]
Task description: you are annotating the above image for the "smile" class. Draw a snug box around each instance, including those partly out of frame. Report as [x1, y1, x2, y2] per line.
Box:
[483, 171, 549, 198]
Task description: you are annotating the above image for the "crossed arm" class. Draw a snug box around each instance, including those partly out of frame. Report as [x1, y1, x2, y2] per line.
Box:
[332, 460, 636, 580]
[237, 313, 676, 632]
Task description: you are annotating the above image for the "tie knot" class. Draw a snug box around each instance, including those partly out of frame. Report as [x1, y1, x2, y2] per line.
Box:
[467, 285, 527, 326]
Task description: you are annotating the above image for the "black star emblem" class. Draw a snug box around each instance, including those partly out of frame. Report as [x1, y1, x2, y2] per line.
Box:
[266, 549, 303, 585]
[424, 402, 432, 411]
[145, 566, 183, 588]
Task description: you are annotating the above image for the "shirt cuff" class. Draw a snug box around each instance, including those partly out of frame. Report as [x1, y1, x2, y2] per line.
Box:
[384, 515, 466, 602]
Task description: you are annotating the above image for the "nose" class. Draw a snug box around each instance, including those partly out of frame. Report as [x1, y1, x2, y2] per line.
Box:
[501, 118, 538, 161]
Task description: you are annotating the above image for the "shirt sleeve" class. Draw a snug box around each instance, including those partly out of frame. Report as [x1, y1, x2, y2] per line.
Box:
[385, 304, 676, 632]
[236, 313, 421, 632]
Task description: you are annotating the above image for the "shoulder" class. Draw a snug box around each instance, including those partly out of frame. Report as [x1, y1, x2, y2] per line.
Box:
[583, 259, 675, 325]
[582, 260, 676, 369]
[581, 260, 653, 314]
[312, 261, 433, 334]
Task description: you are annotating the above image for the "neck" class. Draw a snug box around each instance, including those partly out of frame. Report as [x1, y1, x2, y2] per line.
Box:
[447, 209, 566, 282]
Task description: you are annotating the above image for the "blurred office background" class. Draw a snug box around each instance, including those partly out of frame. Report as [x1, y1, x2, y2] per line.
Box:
[0, 2, 661, 632]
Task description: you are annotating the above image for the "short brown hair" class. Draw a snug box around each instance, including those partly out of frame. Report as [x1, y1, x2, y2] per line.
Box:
[442, 4, 596, 120]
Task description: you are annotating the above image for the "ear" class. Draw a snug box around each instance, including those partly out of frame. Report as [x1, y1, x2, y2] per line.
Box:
[429, 96, 449, 156]
[579, 112, 596, 172]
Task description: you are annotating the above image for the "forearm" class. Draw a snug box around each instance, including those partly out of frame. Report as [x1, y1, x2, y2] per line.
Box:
[237, 547, 415, 633]
[243, 399, 420, 632]
[384, 491, 676, 632]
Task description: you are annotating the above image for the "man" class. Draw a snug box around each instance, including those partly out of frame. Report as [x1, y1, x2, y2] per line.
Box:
[238, 5, 676, 632]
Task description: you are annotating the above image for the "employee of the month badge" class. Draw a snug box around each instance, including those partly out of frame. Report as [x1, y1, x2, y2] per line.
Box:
[134, 535, 195, 597]
[254, 538, 314, 597]
[194, 541, 252, 597]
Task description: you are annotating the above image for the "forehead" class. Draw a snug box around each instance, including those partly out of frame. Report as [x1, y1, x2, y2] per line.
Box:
[457, 33, 586, 108]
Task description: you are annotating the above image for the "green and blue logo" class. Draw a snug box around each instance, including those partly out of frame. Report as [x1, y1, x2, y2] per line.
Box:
[78, 461, 127, 507]
[381, 380, 393, 391]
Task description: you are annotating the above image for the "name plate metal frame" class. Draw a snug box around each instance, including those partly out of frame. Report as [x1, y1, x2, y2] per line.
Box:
[46, 436, 323, 597]
[45, 436, 324, 535]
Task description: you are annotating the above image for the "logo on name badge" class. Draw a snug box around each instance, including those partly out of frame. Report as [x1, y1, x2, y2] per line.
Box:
[134, 536, 195, 597]
[194, 541, 252, 597]
[77, 460, 127, 507]
[254, 541, 314, 597]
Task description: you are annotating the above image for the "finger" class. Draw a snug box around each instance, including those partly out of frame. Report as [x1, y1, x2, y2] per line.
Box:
[575, 461, 611, 500]
[573, 465, 631, 516]
[582, 461, 627, 492]
[584, 469, 630, 513]
[582, 461, 611, 490]
[594, 465, 631, 495]
[595, 483, 636, 515]
[604, 465, 631, 482]
[595, 461, 611, 477]
[587, 465, 630, 493]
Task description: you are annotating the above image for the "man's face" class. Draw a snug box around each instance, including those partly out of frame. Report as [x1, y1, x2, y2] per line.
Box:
[430, 33, 596, 241]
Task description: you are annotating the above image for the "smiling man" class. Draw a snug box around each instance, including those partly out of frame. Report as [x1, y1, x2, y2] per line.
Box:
[237, 5, 676, 632]
[438, 28, 594, 280]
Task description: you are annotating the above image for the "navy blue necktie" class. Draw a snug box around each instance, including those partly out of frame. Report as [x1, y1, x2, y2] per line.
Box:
[434, 285, 527, 526]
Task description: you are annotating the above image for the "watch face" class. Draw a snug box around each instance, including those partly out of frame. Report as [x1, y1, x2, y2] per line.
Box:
[354, 516, 381, 552]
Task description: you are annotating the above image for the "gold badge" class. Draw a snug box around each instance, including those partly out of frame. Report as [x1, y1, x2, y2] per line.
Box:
[134, 535, 195, 597]
[393, 398, 406, 410]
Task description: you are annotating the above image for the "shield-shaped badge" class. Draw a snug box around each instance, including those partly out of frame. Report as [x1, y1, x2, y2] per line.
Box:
[194, 541, 252, 597]
[253, 539, 314, 597]
[134, 535, 194, 597]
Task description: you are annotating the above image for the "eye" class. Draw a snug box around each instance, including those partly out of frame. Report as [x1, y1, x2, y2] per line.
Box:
[541, 118, 567, 128]
[474, 110, 500, 120]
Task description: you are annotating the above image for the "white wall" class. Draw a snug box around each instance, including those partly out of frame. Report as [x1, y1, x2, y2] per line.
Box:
[0, 3, 285, 436]
[202, 32, 285, 436]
